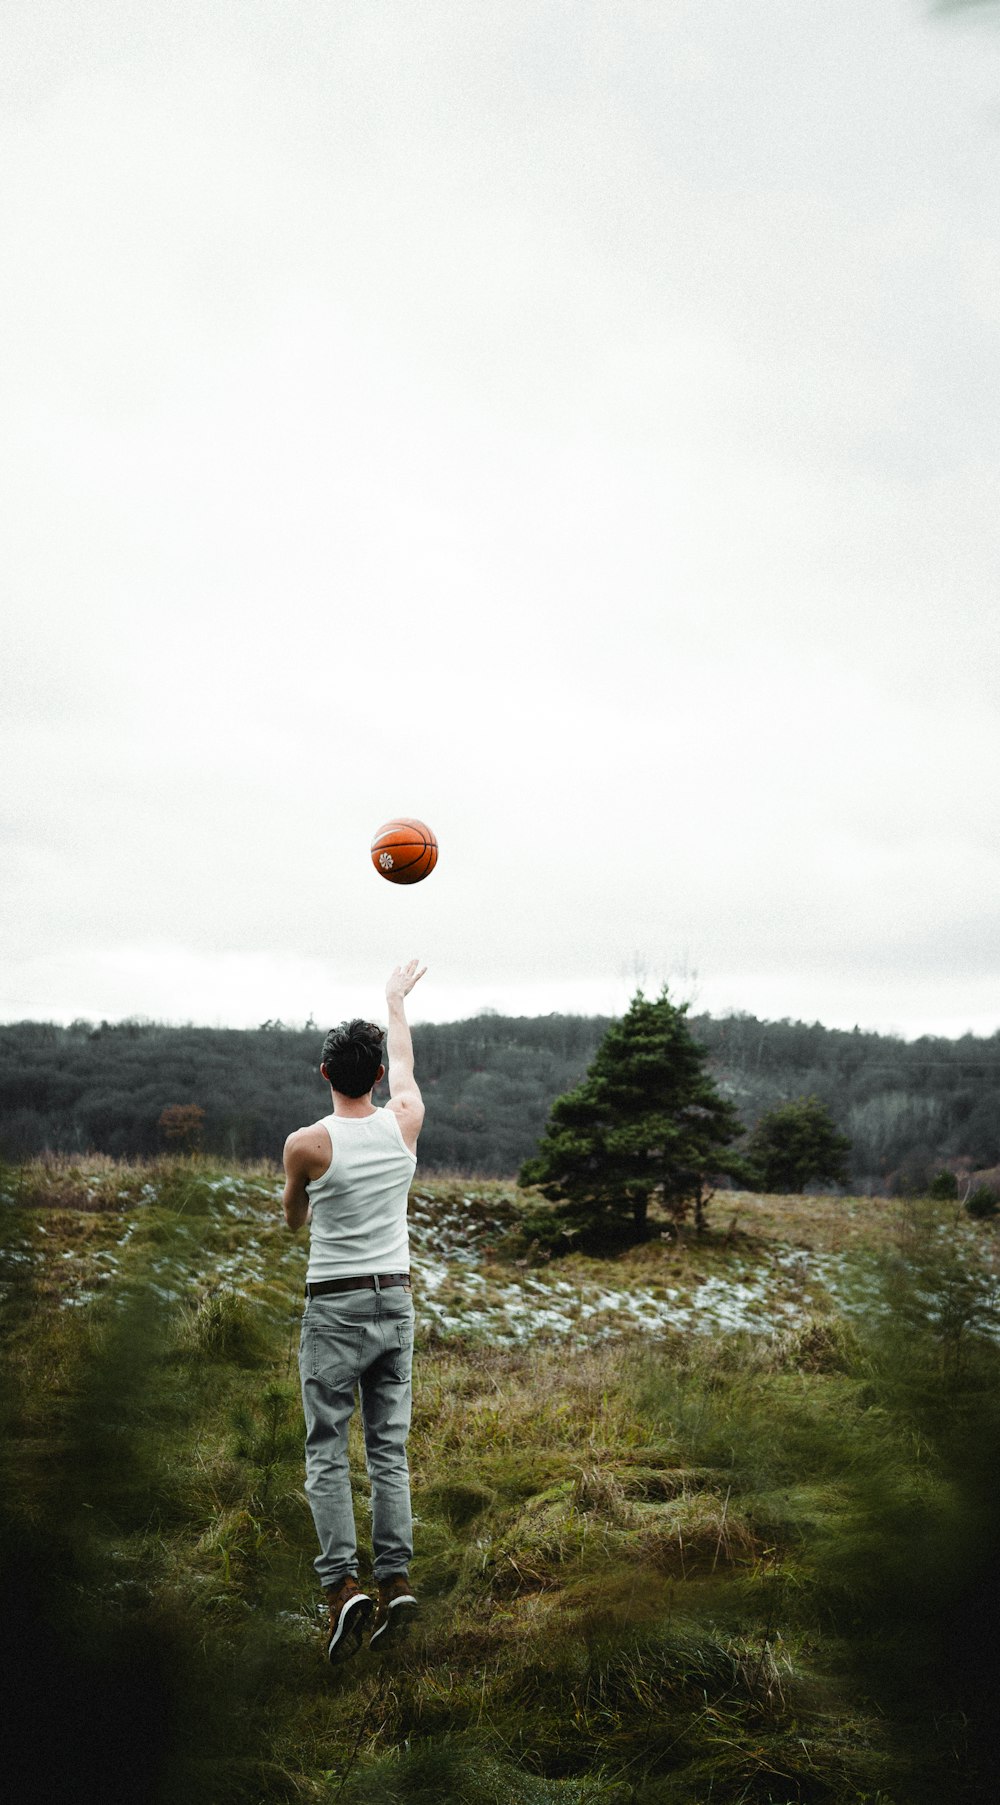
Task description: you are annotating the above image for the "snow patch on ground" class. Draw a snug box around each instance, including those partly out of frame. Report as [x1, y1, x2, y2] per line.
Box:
[409, 1247, 860, 1345]
[0, 1177, 913, 1343]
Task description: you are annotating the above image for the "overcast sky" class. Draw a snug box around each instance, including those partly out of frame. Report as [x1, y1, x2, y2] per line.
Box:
[3, 0, 999, 1039]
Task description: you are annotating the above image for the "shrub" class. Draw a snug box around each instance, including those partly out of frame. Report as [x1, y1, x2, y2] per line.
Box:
[965, 1185, 999, 1221]
[772, 1312, 863, 1375]
[928, 1170, 959, 1201]
[745, 1095, 851, 1194]
[158, 1104, 206, 1151]
[515, 1204, 573, 1254]
[183, 1290, 271, 1365]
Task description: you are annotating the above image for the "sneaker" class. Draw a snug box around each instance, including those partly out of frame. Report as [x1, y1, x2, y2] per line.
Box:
[369, 1574, 418, 1651]
[323, 1575, 374, 1665]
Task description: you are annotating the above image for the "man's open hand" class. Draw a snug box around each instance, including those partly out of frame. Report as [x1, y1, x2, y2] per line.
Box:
[386, 959, 427, 1002]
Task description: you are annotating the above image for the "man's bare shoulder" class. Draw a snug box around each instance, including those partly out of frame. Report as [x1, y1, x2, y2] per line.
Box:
[283, 1120, 333, 1178]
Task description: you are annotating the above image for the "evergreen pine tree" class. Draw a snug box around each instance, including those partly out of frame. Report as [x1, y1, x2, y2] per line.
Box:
[519, 988, 745, 1241]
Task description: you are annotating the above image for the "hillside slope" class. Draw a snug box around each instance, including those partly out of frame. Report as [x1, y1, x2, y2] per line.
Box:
[3, 1159, 999, 1803]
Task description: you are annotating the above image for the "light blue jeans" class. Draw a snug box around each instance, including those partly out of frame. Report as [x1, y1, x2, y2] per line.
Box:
[298, 1285, 415, 1590]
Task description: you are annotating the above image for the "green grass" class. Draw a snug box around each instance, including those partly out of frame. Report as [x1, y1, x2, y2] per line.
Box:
[2, 1160, 999, 1803]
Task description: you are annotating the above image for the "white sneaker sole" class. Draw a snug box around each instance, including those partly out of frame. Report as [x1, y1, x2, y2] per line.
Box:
[369, 1594, 419, 1650]
[326, 1592, 374, 1664]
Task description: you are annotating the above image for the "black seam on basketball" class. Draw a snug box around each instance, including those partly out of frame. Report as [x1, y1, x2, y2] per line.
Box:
[385, 860, 433, 883]
[372, 839, 437, 863]
[373, 853, 426, 873]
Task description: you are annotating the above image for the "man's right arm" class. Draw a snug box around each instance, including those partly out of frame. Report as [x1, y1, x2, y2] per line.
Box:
[282, 1129, 312, 1230]
[384, 959, 426, 1154]
[282, 1122, 332, 1229]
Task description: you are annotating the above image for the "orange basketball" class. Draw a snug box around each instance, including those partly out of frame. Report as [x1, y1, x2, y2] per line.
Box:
[371, 817, 439, 885]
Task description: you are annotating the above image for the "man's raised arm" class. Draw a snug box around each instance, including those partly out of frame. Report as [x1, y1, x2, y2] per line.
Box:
[384, 959, 426, 1154]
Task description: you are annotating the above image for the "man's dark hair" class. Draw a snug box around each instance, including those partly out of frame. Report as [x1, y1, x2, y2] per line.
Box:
[321, 1019, 385, 1098]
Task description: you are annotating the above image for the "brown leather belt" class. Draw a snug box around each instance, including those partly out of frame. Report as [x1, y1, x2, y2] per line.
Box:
[304, 1272, 411, 1299]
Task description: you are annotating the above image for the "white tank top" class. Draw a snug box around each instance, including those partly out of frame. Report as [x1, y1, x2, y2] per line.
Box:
[304, 1107, 416, 1283]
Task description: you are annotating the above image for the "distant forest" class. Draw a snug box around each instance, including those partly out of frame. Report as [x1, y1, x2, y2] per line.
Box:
[2, 1008, 998, 1192]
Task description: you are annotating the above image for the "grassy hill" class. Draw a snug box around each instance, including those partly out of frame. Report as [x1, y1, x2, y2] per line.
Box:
[2, 1158, 999, 1804]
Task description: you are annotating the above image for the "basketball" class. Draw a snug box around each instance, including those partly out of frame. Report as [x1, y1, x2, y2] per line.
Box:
[371, 818, 439, 885]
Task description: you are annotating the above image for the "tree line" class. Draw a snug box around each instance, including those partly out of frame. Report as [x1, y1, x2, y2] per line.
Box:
[0, 1005, 998, 1190]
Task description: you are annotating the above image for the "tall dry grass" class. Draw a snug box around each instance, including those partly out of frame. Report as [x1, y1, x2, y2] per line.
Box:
[2, 1166, 999, 1802]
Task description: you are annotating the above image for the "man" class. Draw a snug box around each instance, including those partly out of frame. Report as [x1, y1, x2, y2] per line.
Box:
[283, 958, 426, 1665]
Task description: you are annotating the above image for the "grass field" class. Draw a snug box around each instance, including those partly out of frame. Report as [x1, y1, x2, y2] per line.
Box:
[2, 1158, 999, 1804]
